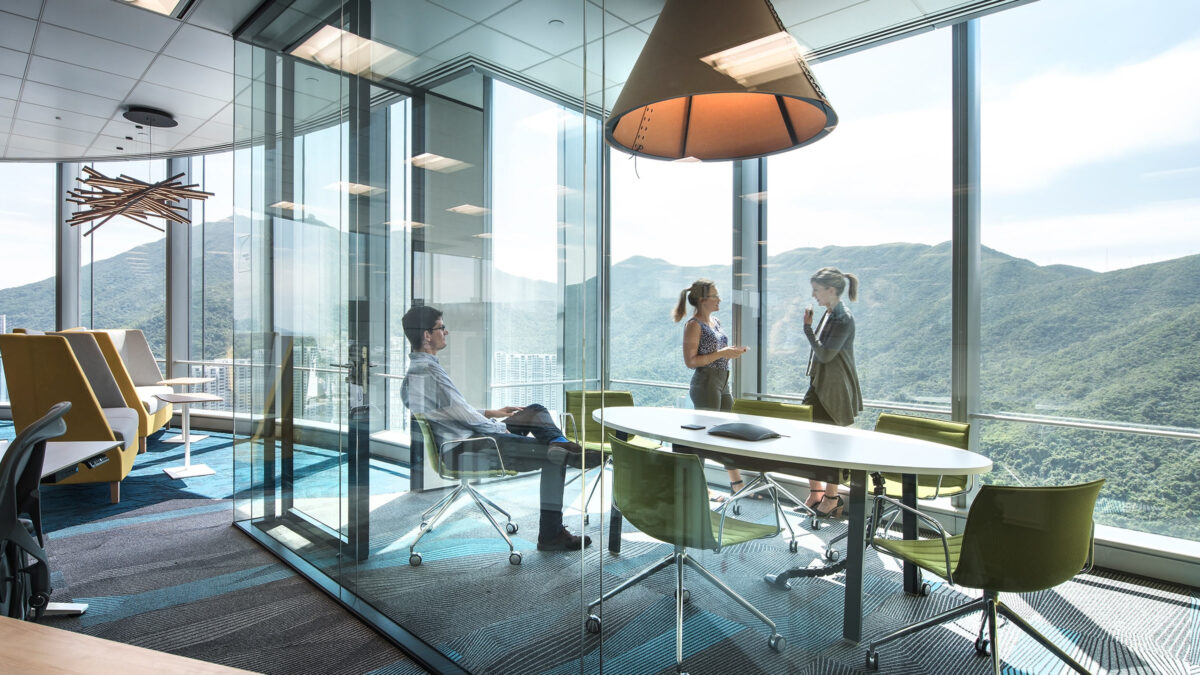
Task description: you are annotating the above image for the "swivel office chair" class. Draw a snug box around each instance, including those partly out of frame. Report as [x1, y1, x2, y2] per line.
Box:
[2, 401, 71, 620]
[408, 415, 522, 567]
[865, 479, 1104, 674]
[585, 435, 785, 674]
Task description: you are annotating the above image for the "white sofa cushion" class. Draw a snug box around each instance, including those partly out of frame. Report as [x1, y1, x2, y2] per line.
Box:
[101, 407, 140, 451]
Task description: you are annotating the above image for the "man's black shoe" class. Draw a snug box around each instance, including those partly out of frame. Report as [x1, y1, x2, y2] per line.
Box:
[537, 526, 592, 551]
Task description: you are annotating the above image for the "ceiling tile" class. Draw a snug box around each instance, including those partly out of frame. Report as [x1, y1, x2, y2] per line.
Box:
[426, 0, 519, 23]
[41, 0, 177, 52]
[32, 24, 156, 79]
[424, 25, 553, 72]
[14, 100, 110, 133]
[187, 117, 233, 144]
[125, 79, 226, 119]
[1, 0, 42, 20]
[142, 54, 232, 100]
[0, 73, 20, 99]
[20, 80, 123, 117]
[10, 117, 98, 146]
[25, 55, 138, 100]
[372, 0, 474, 55]
[772, 0, 870, 26]
[93, 131, 182, 155]
[6, 134, 89, 158]
[0, 10, 37, 52]
[185, 0, 262, 34]
[0, 99, 14, 117]
[558, 25, 647, 86]
[163, 24, 233, 72]
[0, 45, 29, 78]
[790, 0, 921, 51]
[521, 57, 584, 101]
[488, 0, 629, 56]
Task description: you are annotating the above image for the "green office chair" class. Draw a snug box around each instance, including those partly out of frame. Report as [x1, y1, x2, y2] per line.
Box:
[864, 479, 1104, 674]
[585, 435, 785, 674]
[561, 390, 659, 523]
[409, 415, 522, 567]
[725, 398, 815, 550]
[826, 413, 972, 569]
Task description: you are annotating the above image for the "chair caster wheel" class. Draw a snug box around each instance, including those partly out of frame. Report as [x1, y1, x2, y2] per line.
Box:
[974, 637, 989, 654]
[731, 502, 742, 516]
[509, 551, 522, 565]
[808, 517, 821, 530]
[675, 588, 690, 604]
[825, 548, 840, 561]
[409, 553, 422, 567]
[506, 522, 518, 534]
[919, 581, 931, 596]
[768, 633, 785, 652]
[583, 514, 590, 526]
[788, 540, 799, 553]
[586, 615, 601, 634]
[865, 649, 879, 670]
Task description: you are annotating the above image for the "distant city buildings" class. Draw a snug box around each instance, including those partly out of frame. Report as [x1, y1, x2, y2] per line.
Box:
[492, 352, 559, 408]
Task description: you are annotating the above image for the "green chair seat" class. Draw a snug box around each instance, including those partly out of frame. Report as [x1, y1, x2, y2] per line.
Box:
[871, 533, 964, 580]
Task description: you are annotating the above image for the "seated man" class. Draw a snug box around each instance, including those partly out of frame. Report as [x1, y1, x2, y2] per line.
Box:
[401, 305, 597, 551]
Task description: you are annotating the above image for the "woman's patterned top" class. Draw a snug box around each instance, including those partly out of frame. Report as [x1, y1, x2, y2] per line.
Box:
[689, 317, 729, 371]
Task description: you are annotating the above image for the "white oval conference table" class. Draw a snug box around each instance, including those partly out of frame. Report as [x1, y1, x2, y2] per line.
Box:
[593, 406, 993, 644]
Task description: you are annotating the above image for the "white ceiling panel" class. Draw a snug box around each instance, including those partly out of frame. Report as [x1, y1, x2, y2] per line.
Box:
[32, 24, 156, 79]
[0, 73, 20, 99]
[488, 0, 628, 57]
[99, 109, 205, 140]
[0, 45, 28, 78]
[773, 0, 876, 26]
[187, 117, 235, 144]
[163, 24, 234, 72]
[41, 0, 178, 52]
[184, 0, 261, 34]
[0, 0, 42, 20]
[10, 117, 98, 146]
[424, 25, 554, 73]
[125, 79, 226, 119]
[791, 0, 923, 50]
[586, 0, 663, 26]
[14, 100, 110, 134]
[25, 56, 137, 100]
[0, 10, 37, 53]
[522, 57, 587, 101]
[20, 80, 121, 117]
[0, 99, 14, 117]
[143, 55, 232, 98]
[372, 0, 474, 54]
[6, 134, 88, 157]
[559, 24, 647, 87]
[427, 0, 519, 24]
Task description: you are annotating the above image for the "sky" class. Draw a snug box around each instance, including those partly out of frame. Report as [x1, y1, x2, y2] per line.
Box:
[1, 0, 1196, 292]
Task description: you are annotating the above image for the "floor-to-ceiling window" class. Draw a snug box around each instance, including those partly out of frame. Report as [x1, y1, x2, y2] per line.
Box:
[0, 162, 57, 402]
[978, 0, 1200, 541]
[609, 158, 735, 406]
[763, 28, 952, 429]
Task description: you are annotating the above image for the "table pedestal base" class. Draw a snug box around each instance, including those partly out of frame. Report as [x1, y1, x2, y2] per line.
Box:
[164, 463, 215, 479]
[162, 434, 209, 444]
[43, 602, 88, 617]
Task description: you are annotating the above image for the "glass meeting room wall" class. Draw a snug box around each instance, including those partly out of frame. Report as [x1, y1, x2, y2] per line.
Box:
[231, 1, 604, 671]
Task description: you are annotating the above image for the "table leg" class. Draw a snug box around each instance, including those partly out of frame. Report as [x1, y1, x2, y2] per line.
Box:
[842, 468, 867, 643]
[902, 473, 919, 593]
[164, 403, 215, 479]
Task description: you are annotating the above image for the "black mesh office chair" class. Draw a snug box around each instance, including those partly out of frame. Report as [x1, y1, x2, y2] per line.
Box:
[1, 401, 70, 620]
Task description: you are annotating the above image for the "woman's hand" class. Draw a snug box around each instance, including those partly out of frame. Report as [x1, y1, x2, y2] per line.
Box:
[486, 406, 524, 418]
[721, 345, 750, 359]
[803, 305, 814, 327]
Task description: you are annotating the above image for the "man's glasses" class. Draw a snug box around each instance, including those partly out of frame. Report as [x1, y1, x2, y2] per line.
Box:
[429, 324, 448, 332]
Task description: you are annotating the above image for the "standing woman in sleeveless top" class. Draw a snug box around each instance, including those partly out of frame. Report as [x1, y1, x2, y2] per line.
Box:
[673, 279, 750, 501]
[802, 267, 863, 518]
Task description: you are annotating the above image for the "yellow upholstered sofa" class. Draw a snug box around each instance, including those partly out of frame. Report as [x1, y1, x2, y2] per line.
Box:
[0, 333, 140, 503]
[84, 330, 173, 453]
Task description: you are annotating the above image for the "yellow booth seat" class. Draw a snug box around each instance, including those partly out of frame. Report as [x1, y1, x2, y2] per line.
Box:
[0, 334, 140, 503]
[85, 330, 173, 453]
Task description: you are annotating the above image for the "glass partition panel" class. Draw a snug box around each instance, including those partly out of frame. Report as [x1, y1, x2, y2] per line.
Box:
[763, 29, 952, 425]
[979, 0, 1200, 541]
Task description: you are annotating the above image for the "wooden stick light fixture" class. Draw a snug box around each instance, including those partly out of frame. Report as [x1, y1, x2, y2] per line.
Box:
[66, 106, 212, 236]
[605, 0, 837, 161]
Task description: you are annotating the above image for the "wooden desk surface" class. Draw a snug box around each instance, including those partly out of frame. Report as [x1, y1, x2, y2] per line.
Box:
[0, 616, 258, 674]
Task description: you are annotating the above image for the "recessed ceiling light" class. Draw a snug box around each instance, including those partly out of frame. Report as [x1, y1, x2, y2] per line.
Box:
[119, 0, 182, 17]
[325, 181, 383, 195]
[290, 25, 416, 81]
[410, 152, 472, 173]
[447, 204, 489, 216]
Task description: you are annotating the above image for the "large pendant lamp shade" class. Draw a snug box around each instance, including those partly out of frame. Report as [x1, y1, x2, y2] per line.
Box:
[605, 0, 837, 161]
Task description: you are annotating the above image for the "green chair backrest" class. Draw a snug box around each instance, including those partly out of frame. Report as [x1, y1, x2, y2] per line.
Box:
[731, 398, 813, 422]
[610, 434, 717, 552]
[413, 414, 448, 478]
[565, 390, 635, 445]
[955, 479, 1103, 593]
[874, 413, 971, 498]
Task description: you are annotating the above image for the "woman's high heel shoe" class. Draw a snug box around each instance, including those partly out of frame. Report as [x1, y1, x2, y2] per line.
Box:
[815, 494, 844, 519]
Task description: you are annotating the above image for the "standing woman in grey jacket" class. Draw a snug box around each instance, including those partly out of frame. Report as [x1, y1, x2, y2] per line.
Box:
[674, 278, 750, 501]
[802, 267, 863, 518]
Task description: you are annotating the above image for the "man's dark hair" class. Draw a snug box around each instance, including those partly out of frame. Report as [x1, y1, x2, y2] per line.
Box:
[402, 305, 442, 351]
